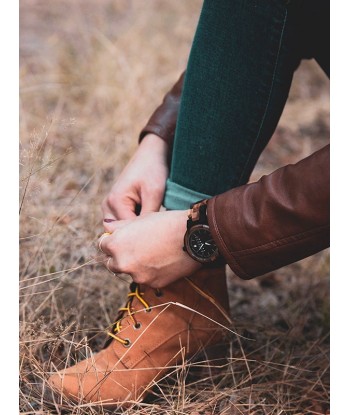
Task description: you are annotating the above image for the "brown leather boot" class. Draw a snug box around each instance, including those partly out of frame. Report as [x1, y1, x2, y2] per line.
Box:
[47, 267, 231, 408]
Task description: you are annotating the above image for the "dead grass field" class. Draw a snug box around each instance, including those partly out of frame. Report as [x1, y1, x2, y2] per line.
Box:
[20, 1, 330, 414]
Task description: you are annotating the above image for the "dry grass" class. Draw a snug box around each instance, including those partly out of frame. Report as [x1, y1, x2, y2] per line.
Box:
[20, 1, 330, 414]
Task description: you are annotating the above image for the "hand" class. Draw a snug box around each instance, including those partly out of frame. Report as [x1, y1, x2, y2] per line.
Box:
[98, 210, 202, 288]
[101, 134, 169, 232]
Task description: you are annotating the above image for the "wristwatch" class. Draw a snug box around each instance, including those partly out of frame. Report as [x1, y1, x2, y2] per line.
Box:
[183, 199, 223, 264]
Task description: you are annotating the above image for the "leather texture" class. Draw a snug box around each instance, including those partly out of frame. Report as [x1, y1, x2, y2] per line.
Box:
[139, 71, 185, 149]
[48, 268, 230, 407]
[207, 145, 329, 279]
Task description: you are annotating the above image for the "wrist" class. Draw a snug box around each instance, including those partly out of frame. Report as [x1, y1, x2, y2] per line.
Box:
[174, 209, 203, 270]
[139, 133, 169, 158]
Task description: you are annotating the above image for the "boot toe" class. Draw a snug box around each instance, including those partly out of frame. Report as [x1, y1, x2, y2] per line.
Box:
[47, 352, 132, 407]
[47, 370, 81, 404]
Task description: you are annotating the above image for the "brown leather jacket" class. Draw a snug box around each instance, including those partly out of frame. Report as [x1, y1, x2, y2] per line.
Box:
[139, 73, 330, 279]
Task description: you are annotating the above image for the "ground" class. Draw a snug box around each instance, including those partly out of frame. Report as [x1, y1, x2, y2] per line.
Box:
[20, 1, 329, 414]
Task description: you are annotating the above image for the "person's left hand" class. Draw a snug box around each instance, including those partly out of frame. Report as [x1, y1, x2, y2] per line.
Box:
[98, 210, 202, 288]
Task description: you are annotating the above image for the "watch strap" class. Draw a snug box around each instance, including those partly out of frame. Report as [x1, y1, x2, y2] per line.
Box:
[187, 199, 209, 229]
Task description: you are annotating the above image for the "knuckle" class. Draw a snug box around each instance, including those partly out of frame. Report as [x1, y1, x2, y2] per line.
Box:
[132, 274, 147, 285]
[142, 180, 158, 194]
[106, 193, 119, 208]
[152, 186, 164, 198]
[144, 185, 165, 204]
[104, 239, 115, 254]
[116, 256, 133, 274]
[149, 182, 164, 195]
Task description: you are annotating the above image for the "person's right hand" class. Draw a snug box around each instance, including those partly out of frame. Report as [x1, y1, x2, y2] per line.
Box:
[101, 133, 169, 232]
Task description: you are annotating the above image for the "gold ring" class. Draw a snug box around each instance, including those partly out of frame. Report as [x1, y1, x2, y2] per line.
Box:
[98, 232, 111, 253]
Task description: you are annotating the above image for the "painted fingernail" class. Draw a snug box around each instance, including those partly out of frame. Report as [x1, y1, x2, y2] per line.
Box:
[104, 219, 116, 223]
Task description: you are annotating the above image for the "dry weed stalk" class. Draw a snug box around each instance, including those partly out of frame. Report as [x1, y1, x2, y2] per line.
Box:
[20, 1, 329, 414]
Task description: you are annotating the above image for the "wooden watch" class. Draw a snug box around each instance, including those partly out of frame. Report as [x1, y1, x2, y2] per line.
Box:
[183, 199, 222, 264]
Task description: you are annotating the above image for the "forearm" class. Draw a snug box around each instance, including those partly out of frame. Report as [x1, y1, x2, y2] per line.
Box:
[207, 145, 330, 279]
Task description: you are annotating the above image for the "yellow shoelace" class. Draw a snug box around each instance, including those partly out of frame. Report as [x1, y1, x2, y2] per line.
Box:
[107, 282, 151, 347]
[107, 278, 232, 348]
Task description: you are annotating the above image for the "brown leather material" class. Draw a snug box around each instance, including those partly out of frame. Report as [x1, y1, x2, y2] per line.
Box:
[207, 145, 330, 279]
[48, 267, 230, 407]
[139, 71, 185, 147]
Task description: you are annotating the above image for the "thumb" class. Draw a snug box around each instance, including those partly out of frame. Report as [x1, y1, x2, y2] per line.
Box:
[103, 218, 133, 233]
[115, 203, 138, 220]
[139, 195, 162, 215]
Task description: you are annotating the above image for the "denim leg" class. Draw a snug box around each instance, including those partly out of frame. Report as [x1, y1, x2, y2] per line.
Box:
[164, 0, 303, 210]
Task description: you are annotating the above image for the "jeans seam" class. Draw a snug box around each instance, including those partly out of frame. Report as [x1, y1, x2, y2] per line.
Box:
[238, 9, 288, 184]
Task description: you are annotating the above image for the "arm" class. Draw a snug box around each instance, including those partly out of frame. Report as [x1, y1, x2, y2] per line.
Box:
[99, 145, 329, 287]
[207, 144, 330, 279]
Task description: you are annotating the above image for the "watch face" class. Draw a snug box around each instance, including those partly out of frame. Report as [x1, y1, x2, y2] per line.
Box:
[187, 225, 218, 262]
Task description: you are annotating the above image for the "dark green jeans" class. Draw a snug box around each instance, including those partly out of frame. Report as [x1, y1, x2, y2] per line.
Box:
[164, 0, 329, 210]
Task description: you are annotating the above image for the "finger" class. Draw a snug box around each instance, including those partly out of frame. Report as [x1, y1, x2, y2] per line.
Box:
[102, 194, 138, 221]
[98, 219, 132, 252]
[139, 193, 162, 215]
[98, 232, 111, 254]
[101, 202, 118, 232]
[102, 216, 117, 233]
[98, 233, 113, 256]
[114, 199, 139, 220]
[103, 218, 116, 224]
[104, 218, 132, 234]
[105, 256, 117, 275]
[101, 199, 118, 222]
[103, 220, 117, 233]
[103, 222, 116, 233]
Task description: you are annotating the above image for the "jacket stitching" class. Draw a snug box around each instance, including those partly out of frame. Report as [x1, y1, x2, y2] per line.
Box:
[231, 224, 329, 257]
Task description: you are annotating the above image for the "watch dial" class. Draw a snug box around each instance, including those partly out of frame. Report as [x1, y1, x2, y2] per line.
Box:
[189, 228, 218, 259]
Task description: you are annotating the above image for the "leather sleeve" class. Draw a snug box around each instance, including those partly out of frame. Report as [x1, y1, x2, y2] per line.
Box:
[207, 145, 330, 279]
[139, 72, 185, 147]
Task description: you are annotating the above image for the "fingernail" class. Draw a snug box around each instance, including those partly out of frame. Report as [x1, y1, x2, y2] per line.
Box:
[104, 218, 116, 223]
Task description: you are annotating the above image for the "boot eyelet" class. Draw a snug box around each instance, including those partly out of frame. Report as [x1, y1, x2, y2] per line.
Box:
[123, 338, 131, 348]
[145, 307, 152, 313]
[133, 322, 142, 330]
[155, 289, 163, 297]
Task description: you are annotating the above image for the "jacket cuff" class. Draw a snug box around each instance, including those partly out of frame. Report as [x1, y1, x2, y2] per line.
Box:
[207, 145, 330, 279]
[207, 192, 252, 279]
[138, 71, 185, 148]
